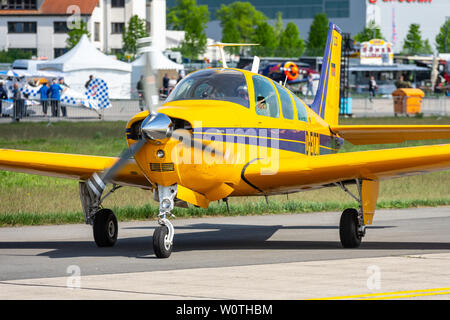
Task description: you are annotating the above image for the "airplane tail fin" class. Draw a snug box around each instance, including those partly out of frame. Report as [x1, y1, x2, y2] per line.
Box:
[310, 23, 342, 126]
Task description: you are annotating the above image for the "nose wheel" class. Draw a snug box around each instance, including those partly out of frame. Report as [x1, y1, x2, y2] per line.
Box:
[153, 224, 173, 258]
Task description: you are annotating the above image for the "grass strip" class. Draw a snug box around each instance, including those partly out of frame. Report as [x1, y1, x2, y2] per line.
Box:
[1, 198, 449, 227]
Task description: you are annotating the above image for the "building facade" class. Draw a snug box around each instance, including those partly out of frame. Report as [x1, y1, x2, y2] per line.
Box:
[167, 0, 366, 47]
[167, 0, 449, 54]
[0, 0, 147, 59]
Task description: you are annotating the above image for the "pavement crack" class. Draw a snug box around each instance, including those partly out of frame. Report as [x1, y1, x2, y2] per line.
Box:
[0, 281, 228, 300]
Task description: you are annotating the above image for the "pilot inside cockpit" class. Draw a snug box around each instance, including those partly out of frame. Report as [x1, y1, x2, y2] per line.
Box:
[236, 85, 248, 102]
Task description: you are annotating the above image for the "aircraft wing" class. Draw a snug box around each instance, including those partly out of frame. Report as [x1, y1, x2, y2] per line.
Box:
[0, 149, 152, 189]
[243, 144, 450, 191]
[330, 125, 450, 145]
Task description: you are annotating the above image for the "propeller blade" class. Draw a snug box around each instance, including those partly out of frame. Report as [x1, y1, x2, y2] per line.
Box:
[101, 139, 146, 184]
[143, 49, 160, 115]
[87, 139, 146, 198]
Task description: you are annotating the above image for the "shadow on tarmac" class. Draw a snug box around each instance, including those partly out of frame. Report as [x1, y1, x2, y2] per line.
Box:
[4, 222, 449, 261]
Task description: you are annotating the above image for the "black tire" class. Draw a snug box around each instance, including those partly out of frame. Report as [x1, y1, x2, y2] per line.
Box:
[153, 225, 172, 258]
[93, 209, 118, 247]
[339, 208, 362, 248]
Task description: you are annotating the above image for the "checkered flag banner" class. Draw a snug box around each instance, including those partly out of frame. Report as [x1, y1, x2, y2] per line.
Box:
[82, 78, 111, 110]
[20, 86, 39, 98]
[19, 78, 111, 111]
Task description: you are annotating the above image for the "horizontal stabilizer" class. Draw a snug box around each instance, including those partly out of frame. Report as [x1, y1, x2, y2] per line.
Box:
[330, 125, 450, 145]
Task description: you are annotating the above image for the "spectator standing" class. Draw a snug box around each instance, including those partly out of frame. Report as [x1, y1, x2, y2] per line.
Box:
[368, 75, 377, 102]
[177, 70, 185, 83]
[58, 78, 68, 117]
[12, 83, 24, 122]
[306, 73, 314, 97]
[37, 82, 50, 117]
[162, 73, 170, 96]
[49, 78, 64, 117]
[85, 75, 94, 89]
[0, 82, 8, 117]
[137, 75, 145, 111]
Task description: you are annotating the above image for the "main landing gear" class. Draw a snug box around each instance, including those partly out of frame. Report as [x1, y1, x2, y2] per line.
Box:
[79, 177, 121, 247]
[339, 208, 364, 248]
[93, 208, 118, 247]
[335, 179, 377, 248]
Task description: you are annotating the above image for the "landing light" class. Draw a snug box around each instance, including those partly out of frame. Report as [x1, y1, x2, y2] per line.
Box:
[157, 150, 165, 158]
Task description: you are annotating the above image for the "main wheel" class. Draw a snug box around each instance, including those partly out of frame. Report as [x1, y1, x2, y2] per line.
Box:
[153, 225, 172, 258]
[93, 208, 118, 247]
[339, 208, 362, 248]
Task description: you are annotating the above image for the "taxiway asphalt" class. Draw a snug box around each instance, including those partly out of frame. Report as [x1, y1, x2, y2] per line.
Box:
[1, 206, 450, 299]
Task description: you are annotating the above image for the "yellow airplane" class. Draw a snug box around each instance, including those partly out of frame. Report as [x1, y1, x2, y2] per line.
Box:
[1, 23, 450, 258]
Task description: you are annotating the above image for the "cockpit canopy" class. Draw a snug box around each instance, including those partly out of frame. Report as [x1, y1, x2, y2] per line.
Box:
[166, 69, 249, 108]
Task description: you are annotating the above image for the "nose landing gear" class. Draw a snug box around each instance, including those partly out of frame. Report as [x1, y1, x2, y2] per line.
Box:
[153, 184, 177, 258]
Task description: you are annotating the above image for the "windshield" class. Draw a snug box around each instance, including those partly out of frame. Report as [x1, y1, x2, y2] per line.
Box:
[166, 69, 249, 108]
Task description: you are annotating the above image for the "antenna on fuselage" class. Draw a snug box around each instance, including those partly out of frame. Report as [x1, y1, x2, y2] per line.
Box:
[209, 42, 259, 69]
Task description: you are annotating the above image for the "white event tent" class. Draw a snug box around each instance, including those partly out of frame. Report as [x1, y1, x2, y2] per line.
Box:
[131, 47, 184, 98]
[38, 35, 132, 99]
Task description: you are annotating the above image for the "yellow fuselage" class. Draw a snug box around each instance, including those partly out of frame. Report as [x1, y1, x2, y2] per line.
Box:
[126, 69, 342, 204]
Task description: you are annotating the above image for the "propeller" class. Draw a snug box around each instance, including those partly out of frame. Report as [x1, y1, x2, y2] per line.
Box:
[86, 49, 159, 198]
[86, 48, 227, 200]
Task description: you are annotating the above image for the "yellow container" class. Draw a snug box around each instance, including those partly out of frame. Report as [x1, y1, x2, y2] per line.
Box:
[392, 88, 425, 116]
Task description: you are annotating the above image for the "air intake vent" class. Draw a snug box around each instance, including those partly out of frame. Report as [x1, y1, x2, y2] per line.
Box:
[150, 163, 175, 172]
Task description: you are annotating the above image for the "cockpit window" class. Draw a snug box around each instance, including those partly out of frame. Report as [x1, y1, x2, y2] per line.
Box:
[252, 75, 279, 118]
[166, 69, 249, 108]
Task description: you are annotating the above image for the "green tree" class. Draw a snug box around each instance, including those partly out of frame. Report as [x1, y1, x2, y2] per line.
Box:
[402, 23, 431, 55]
[167, 0, 209, 60]
[66, 20, 90, 49]
[435, 18, 450, 53]
[0, 49, 33, 63]
[423, 39, 433, 54]
[277, 22, 304, 57]
[216, 2, 267, 54]
[122, 15, 148, 58]
[251, 22, 277, 57]
[354, 20, 384, 43]
[306, 13, 329, 56]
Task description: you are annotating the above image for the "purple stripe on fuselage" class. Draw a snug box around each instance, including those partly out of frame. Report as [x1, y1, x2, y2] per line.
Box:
[193, 127, 341, 155]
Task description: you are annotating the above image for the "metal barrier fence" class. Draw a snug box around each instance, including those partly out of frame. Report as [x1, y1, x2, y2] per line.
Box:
[1, 96, 449, 122]
[0, 99, 144, 122]
[346, 96, 448, 118]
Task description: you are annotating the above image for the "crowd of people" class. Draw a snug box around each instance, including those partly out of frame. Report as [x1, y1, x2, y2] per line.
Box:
[0, 77, 70, 122]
